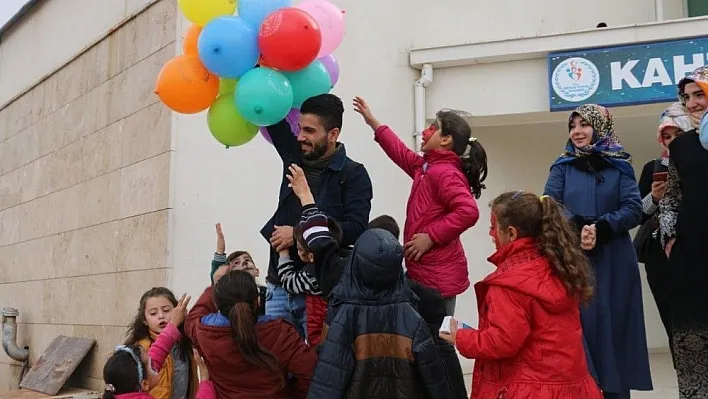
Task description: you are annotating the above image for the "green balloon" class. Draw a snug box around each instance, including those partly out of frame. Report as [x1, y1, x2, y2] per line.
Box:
[219, 78, 238, 95]
[207, 94, 259, 147]
[284, 60, 332, 108]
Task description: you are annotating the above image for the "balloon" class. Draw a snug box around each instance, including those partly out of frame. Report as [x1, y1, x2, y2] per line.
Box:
[284, 60, 331, 108]
[155, 55, 219, 114]
[259, 108, 300, 143]
[219, 78, 238, 95]
[183, 24, 202, 55]
[235, 68, 294, 126]
[198, 16, 259, 79]
[178, 0, 237, 26]
[318, 54, 339, 86]
[208, 94, 260, 147]
[258, 8, 322, 71]
[296, 0, 345, 57]
[238, 0, 292, 29]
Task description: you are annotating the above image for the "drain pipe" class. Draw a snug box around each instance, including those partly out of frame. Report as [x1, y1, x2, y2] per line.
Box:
[413, 64, 434, 152]
[2, 308, 29, 362]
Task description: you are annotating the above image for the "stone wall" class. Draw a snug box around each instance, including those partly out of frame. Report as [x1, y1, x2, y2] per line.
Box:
[0, 0, 176, 391]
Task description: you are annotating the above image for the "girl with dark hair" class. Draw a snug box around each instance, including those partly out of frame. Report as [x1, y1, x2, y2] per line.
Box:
[544, 104, 652, 398]
[353, 96, 487, 315]
[125, 288, 197, 399]
[105, 295, 214, 399]
[184, 270, 316, 399]
[440, 191, 601, 398]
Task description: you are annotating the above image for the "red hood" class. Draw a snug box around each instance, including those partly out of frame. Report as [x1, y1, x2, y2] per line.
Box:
[481, 238, 577, 313]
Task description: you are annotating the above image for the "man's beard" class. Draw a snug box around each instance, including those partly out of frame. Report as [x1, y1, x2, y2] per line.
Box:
[301, 140, 328, 160]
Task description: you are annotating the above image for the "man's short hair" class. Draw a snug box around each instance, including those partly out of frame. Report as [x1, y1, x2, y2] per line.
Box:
[367, 215, 400, 241]
[300, 94, 344, 133]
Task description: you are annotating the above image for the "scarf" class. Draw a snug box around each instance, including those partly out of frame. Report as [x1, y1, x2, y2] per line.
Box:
[657, 102, 693, 158]
[553, 104, 634, 176]
[301, 143, 342, 193]
[677, 65, 708, 130]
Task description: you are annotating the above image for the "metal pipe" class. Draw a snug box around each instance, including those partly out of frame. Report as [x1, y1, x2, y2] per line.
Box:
[413, 64, 434, 152]
[0, 0, 44, 43]
[2, 308, 29, 362]
[655, 0, 664, 21]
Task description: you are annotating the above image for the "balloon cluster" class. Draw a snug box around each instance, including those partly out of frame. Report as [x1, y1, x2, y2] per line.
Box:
[155, 0, 345, 147]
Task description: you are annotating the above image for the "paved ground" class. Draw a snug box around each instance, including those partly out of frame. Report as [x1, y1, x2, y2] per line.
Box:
[463, 352, 678, 398]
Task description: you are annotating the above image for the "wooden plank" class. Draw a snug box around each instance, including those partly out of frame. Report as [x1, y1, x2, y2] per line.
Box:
[19, 336, 95, 396]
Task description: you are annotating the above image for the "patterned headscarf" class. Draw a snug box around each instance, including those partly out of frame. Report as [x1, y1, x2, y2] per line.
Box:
[657, 103, 692, 156]
[677, 66, 708, 130]
[553, 104, 634, 176]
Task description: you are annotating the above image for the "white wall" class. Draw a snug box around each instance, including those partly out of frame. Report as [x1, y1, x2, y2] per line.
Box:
[0, 0, 159, 106]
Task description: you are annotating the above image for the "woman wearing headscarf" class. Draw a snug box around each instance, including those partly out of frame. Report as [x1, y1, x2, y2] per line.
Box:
[659, 66, 708, 398]
[544, 104, 652, 399]
[634, 103, 692, 366]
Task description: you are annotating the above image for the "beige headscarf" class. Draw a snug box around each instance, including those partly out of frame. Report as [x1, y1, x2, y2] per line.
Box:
[657, 103, 693, 154]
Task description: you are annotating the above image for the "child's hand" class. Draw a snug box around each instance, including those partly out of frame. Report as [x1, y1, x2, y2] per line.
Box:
[439, 318, 458, 344]
[286, 164, 315, 205]
[353, 97, 381, 130]
[193, 349, 209, 382]
[171, 294, 192, 326]
[216, 223, 225, 255]
[278, 248, 290, 258]
[404, 233, 434, 261]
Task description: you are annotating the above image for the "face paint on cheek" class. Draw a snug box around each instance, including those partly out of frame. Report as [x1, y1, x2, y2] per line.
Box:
[422, 124, 437, 143]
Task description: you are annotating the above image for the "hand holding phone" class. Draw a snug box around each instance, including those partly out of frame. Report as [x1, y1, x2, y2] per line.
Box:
[653, 172, 668, 182]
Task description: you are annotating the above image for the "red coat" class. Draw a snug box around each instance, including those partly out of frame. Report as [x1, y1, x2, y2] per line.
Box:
[374, 125, 479, 297]
[185, 287, 317, 399]
[457, 238, 602, 399]
[305, 294, 327, 346]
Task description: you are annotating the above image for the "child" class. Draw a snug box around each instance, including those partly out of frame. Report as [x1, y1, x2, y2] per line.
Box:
[354, 96, 487, 315]
[104, 295, 215, 399]
[210, 223, 266, 315]
[276, 216, 344, 346]
[185, 270, 316, 399]
[439, 191, 602, 398]
[125, 288, 198, 399]
[306, 227, 453, 398]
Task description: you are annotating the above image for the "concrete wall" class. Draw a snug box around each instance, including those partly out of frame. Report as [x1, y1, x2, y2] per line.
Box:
[0, 0, 176, 390]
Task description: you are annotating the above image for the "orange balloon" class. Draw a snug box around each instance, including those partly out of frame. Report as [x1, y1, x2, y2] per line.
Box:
[183, 24, 202, 55]
[155, 55, 219, 114]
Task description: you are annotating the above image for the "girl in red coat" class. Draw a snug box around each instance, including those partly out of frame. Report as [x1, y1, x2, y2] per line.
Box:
[354, 97, 487, 315]
[440, 191, 602, 398]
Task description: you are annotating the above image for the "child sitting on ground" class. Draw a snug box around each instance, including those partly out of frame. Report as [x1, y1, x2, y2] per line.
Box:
[103, 295, 215, 399]
[439, 191, 602, 398]
[210, 223, 266, 315]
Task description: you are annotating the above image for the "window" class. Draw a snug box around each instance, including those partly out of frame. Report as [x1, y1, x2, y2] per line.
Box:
[687, 0, 708, 17]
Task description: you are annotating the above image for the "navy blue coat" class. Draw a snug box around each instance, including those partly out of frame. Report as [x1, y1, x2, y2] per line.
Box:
[544, 160, 653, 394]
[307, 229, 453, 399]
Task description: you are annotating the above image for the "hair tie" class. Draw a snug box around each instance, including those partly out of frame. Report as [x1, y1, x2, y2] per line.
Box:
[468, 136, 477, 143]
[105, 384, 116, 393]
[114, 345, 144, 389]
[512, 190, 524, 199]
[540, 195, 549, 202]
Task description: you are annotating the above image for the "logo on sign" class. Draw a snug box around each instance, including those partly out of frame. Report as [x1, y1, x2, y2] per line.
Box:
[552, 57, 600, 102]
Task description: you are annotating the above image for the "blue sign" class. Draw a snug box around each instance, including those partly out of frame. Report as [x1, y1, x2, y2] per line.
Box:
[548, 36, 708, 111]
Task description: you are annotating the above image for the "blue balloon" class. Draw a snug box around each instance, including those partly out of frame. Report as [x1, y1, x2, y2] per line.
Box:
[198, 16, 259, 79]
[235, 68, 294, 126]
[284, 60, 332, 108]
[238, 0, 292, 29]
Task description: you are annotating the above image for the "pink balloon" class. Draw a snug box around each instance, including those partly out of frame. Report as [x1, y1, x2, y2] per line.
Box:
[319, 54, 339, 86]
[296, 0, 345, 58]
[260, 108, 301, 144]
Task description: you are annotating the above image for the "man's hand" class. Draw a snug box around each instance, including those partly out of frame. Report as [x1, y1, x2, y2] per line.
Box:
[270, 225, 294, 252]
[353, 97, 382, 130]
[665, 238, 676, 258]
[580, 225, 596, 251]
[216, 223, 225, 255]
[286, 164, 314, 205]
[404, 233, 434, 261]
[213, 265, 230, 284]
[650, 181, 667, 203]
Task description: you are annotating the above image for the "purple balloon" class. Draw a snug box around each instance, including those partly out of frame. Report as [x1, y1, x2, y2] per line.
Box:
[260, 108, 301, 144]
[319, 54, 339, 87]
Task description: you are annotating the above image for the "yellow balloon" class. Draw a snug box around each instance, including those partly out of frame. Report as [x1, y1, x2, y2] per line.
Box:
[178, 0, 237, 26]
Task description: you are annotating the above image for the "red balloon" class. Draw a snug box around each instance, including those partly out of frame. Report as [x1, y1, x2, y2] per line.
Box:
[258, 8, 322, 71]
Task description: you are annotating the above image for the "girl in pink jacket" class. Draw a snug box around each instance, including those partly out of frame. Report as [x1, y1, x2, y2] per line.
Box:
[102, 295, 216, 399]
[354, 97, 487, 315]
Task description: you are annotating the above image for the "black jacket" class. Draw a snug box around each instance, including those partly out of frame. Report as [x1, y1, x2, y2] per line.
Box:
[307, 229, 453, 399]
[262, 120, 373, 285]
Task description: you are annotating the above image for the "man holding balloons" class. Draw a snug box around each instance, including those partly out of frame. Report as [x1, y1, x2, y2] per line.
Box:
[261, 94, 373, 337]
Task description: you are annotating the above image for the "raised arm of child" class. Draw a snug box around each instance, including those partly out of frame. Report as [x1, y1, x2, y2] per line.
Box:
[353, 96, 423, 178]
[277, 248, 321, 295]
[193, 349, 216, 399]
[210, 223, 228, 284]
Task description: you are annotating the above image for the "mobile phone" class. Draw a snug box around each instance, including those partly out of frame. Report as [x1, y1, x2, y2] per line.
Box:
[653, 172, 668, 182]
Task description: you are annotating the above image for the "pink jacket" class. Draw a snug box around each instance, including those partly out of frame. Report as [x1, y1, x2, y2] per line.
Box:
[375, 125, 479, 297]
[114, 323, 216, 399]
